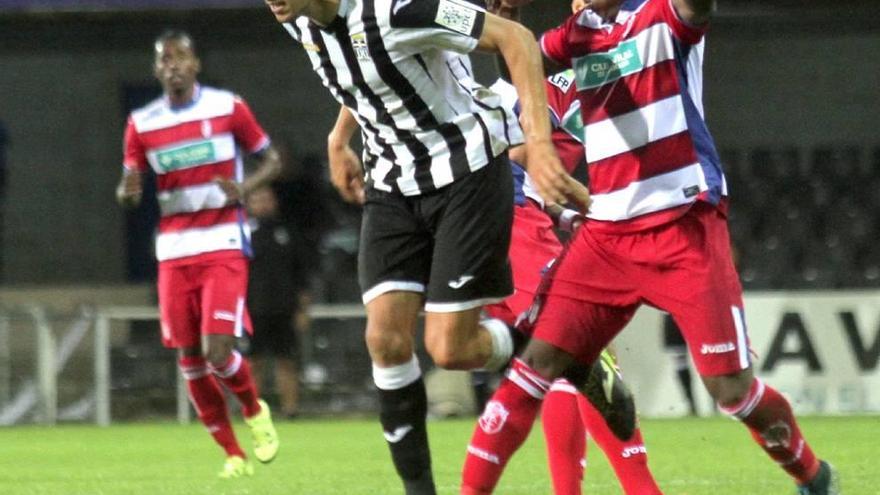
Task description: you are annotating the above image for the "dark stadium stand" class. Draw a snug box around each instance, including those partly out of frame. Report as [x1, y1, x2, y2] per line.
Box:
[726, 145, 880, 290]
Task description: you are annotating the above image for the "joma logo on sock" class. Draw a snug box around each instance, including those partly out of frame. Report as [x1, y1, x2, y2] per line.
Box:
[621, 445, 647, 458]
[700, 342, 736, 354]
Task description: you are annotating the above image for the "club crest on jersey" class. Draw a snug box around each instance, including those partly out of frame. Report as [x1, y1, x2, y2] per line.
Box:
[200, 119, 212, 138]
[351, 32, 370, 62]
[478, 400, 510, 434]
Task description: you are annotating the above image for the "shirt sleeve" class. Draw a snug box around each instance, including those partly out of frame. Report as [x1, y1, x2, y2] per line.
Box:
[388, 0, 486, 55]
[122, 117, 148, 172]
[539, 13, 582, 68]
[230, 96, 270, 155]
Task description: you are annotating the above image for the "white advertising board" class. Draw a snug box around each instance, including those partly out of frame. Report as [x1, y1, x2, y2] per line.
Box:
[612, 291, 880, 417]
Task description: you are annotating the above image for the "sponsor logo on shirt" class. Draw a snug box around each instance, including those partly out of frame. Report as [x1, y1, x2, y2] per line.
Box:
[700, 342, 736, 355]
[434, 0, 477, 36]
[575, 39, 644, 89]
[156, 140, 216, 172]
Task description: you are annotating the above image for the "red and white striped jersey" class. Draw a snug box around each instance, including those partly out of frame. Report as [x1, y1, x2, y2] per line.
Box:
[123, 85, 270, 264]
[541, 0, 727, 231]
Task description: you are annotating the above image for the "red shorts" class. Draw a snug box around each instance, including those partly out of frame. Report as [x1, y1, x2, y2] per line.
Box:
[484, 201, 562, 326]
[528, 202, 750, 376]
[157, 257, 252, 349]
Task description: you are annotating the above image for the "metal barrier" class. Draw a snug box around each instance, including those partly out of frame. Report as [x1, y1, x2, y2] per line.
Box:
[92, 304, 366, 426]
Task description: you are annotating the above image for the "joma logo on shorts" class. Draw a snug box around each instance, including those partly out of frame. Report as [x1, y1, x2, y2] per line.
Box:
[700, 342, 736, 354]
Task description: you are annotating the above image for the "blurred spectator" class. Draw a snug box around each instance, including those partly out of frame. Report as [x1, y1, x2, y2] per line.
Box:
[246, 184, 312, 418]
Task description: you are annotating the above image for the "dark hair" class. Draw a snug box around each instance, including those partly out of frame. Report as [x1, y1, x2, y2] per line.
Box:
[154, 29, 197, 54]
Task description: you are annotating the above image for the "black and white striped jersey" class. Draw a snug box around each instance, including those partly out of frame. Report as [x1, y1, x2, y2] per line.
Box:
[283, 0, 523, 196]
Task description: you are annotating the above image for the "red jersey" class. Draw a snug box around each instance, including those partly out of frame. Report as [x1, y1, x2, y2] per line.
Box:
[123, 85, 270, 265]
[541, 0, 727, 231]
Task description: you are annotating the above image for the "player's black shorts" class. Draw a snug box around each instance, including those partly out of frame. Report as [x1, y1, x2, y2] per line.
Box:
[358, 154, 514, 313]
[249, 313, 299, 360]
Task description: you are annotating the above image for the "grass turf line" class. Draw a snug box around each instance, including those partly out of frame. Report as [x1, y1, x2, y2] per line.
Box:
[0, 416, 876, 494]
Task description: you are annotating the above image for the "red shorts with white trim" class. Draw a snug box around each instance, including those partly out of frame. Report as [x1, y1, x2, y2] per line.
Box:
[157, 257, 252, 349]
[528, 202, 750, 376]
[484, 200, 561, 326]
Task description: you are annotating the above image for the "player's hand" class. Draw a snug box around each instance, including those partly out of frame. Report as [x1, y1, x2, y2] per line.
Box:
[116, 171, 143, 208]
[328, 143, 365, 205]
[213, 176, 244, 205]
[527, 139, 591, 213]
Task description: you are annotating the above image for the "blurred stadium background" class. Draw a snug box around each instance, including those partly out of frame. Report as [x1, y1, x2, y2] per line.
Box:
[0, 1, 878, 489]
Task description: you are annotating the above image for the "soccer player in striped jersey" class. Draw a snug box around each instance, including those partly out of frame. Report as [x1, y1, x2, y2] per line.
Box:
[462, 1, 839, 494]
[488, 73, 662, 495]
[116, 30, 281, 479]
[265, 1, 589, 493]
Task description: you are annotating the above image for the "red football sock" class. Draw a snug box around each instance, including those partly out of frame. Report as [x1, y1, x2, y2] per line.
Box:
[462, 359, 550, 494]
[720, 378, 820, 484]
[578, 394, 662, 494]
[541, 383, 586, 495]
[180, 355, 245, 458]
[210, 350, 261, 418]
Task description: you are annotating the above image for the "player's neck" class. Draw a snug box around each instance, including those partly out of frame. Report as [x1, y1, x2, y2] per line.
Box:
[166, 84, 198, 108]
[304, 0, 341, 26]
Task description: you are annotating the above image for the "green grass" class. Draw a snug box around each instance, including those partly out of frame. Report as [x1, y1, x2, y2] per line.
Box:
[0, 416, 877, 494]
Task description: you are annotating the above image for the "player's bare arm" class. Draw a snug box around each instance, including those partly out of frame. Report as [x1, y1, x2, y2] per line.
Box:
[115, 170, 143, 208]
[672, 0, 714, 25]
[327, 106, 365, 205]
[510, 142, 589, 226]
[214, 144, 282, 205]
[477, 14, 590, 212]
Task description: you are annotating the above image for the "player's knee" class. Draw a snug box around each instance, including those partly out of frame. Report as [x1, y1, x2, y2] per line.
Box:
[365, 323, 414, 365]
[703, 369, 754, 408]
[203, 338, 235, 368]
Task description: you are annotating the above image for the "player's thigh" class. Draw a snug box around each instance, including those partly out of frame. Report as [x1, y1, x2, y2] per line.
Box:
[422, 306, 483, 356]
[651, 207, 751, 377]
[200, 258, 249, 339]
[525, 234, 639, 365]
[358, 189, 433, 305]
[530, 293, 636, 366]
[425, 155, 514, 312]
[157, 263, 200, 349]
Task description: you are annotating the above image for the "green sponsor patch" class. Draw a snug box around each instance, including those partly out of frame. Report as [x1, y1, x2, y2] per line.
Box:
[575, 39, 643, 89]
[560, 107, 585, 144]
[156, 141, 216, 172]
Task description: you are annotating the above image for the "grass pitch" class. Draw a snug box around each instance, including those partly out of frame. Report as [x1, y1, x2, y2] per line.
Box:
[1, 415, 876, 494]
